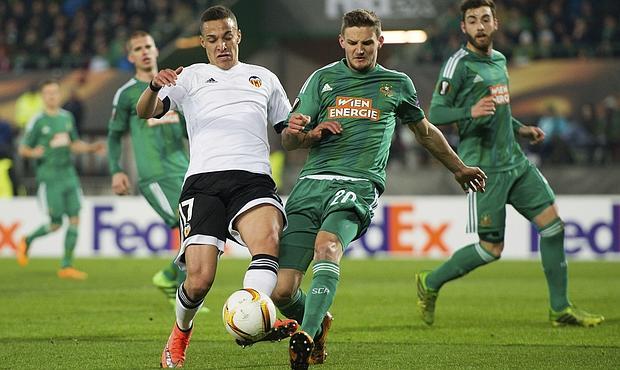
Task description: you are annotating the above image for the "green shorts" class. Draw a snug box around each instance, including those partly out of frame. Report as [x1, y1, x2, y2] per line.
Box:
[279, 176, 378, 272]
[466, 161, 555, 242]
[139, 175, 184, 228]
[38, 176, 82, 224]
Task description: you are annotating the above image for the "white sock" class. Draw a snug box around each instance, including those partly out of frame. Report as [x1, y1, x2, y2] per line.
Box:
[243, 254, 278, 295]
[175, 284, 204, 331]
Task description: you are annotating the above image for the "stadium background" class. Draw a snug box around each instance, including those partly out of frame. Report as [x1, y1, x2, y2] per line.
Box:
[0, 0, 619, 261]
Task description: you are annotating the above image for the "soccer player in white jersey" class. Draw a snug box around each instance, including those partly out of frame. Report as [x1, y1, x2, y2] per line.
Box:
[136, 5, 297, 368]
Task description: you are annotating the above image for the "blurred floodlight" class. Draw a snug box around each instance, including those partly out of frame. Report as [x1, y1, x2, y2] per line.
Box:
[382, 30, 428, 44]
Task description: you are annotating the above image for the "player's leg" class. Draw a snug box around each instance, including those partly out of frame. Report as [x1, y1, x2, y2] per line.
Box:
[418, 173, 506, 325]
[510, 163, 603, 326]
[18, 181, 62, 266]
[162, 189, 226, 368]
[57, 183, 86, 280]
[141, 178, 193, 307]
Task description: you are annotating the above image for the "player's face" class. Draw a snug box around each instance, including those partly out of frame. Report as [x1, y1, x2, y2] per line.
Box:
[461, 6, 498, 54]
[200, 18, 241, 70]
[41, 83, 61, 110]
[339, 26, 384, 72]
[127, 35, 158, 71]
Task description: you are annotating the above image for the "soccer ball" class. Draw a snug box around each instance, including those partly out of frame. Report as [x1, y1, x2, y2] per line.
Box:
[222, 288, 276, 342]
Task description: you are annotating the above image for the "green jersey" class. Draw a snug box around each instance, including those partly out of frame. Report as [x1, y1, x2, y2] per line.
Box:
[108, 78, 188, 183]
[22, 109, 79, 182]
[292, 59, 425, 193]
[429, 47, 527, 172]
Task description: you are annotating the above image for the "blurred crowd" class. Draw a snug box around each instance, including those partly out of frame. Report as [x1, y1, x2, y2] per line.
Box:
[0, 0, 205, 72]
[1, 0, 618, 73]
[420, 0, 620, 64]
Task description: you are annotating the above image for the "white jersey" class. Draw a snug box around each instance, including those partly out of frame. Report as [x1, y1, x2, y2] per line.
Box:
[158, 62, 291, 180]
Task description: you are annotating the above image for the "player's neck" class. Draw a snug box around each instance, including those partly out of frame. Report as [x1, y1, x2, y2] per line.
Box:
[466, 42, 493, 56]
[135, 67, 158, 83]
[44, 107, 60, 116]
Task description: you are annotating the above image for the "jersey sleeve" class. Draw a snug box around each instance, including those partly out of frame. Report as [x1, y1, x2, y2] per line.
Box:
[68, 113, 79, 142]
[267, 73, 292, 126]
[428, 58, 471, 125]
[159, 74, 188, 112]
[21, 116, 40, 147]
[290, 70, 322, 129]
[396, 75, 425, 125]
[108, 88, 130, 133]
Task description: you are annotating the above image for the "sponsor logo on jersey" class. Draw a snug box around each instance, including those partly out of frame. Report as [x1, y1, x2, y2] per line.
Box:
[147, 111, 181, 127]
[249, 76, 262, 88]
[205, 77, 218, 83]
[489, 84, 510, 105]
[438, 80, 450, 95]
[321, 83, 333, 93]
[327, 96, 380, 121]
[379, 83, 393, 97]
[49, 132, 71, 148]
[473, 74, 484, 83]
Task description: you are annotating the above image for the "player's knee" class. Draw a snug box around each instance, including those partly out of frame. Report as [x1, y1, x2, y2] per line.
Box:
[49, 223, 61, 232]
[184, 270, 214, 300]
[313, 234, 342, 262]
[479, 240, 504, 258]
[271, 283, 295, 306]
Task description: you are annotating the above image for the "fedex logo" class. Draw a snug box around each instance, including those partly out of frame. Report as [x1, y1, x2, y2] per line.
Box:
[530, 204, 620, 255]
[94, 205, 179, 254]
[348, 203, 450, 256]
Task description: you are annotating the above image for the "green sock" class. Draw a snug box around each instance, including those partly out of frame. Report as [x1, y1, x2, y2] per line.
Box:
[302, 260, 340, 339]
[276, 289, 306, 325]
[426, 243, 497, 291]
[61, 225, 78, 268]
[26, 224, 52, 251]
[539, 219, 570, 311]
[161, 260, 180, 281]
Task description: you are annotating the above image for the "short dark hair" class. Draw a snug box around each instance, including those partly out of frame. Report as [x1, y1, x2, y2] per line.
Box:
[200, 5, 238, 33]
[126, 30, 152, 52]
[341, 9, 381, 37]
[40, 79, 59, 90]
[460, 0, 496, 20]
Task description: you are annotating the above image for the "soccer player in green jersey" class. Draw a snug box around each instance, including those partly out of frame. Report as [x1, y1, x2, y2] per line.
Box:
[107, 31, 203, 309]
[17, 79, 105, 280]
[270, 9, 487, 369]
[417, 0, 604, 328]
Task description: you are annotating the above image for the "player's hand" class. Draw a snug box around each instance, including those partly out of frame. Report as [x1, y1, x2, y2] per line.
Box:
[92, 141, 107, 156]
[112, 172, 131, 195]
[31, 146, 45, 158]
[518, 125, 545, 145]
[306, 120, 342, 141]
[471, 96, 496, 118]
[287, 113, 311, 133]
[152, 66, 183, 89]
[454, 166, 487, 193]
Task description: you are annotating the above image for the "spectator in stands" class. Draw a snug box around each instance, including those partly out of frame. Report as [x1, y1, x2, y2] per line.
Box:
[537, 104, 574, 164]
[0, 117, 17, 198]
[14, 83, 43, 131]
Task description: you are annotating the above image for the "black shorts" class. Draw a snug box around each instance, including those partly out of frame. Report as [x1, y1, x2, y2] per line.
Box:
[175, 170, 285, 267]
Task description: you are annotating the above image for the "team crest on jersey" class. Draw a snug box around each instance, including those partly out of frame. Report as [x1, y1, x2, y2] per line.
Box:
[327, 96, 380, 121]
[249, 76, 262, 88]
[480, 214, 492, 227]
[438, 80, 450, 95]
[379, 83, 393, 97]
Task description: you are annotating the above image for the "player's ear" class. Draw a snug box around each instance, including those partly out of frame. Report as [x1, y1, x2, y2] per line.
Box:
[237, 29, 242, 44]
[378, 34, 384, 49]
[199, 35, 206, 49]
[338, 34, 345, 49]
[460, 21, 466, 34]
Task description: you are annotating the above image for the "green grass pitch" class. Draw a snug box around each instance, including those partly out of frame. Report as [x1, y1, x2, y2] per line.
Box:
[1, 258, 618, 369]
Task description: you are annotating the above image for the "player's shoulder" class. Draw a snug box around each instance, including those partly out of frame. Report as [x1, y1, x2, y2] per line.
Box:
[441, 47, 469, 79]
[25, 112, 45, 131]
[58, 108, 75, 120]
[376, 64, 411, 80]
[113, 78, 139, 101]
[491, 49, 507, 62]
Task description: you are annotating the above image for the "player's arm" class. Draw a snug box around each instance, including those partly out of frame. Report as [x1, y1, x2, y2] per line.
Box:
[18, 118, 44, 158]
[71, 140, 106, 155]
[281, 114, 342, 150]
[513, 117, 545, 144]
[137, 66, 183, 119]
[408, 118, 486, 192]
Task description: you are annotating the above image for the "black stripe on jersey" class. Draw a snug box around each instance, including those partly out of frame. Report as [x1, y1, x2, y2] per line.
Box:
[154, 97, 171, 119]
